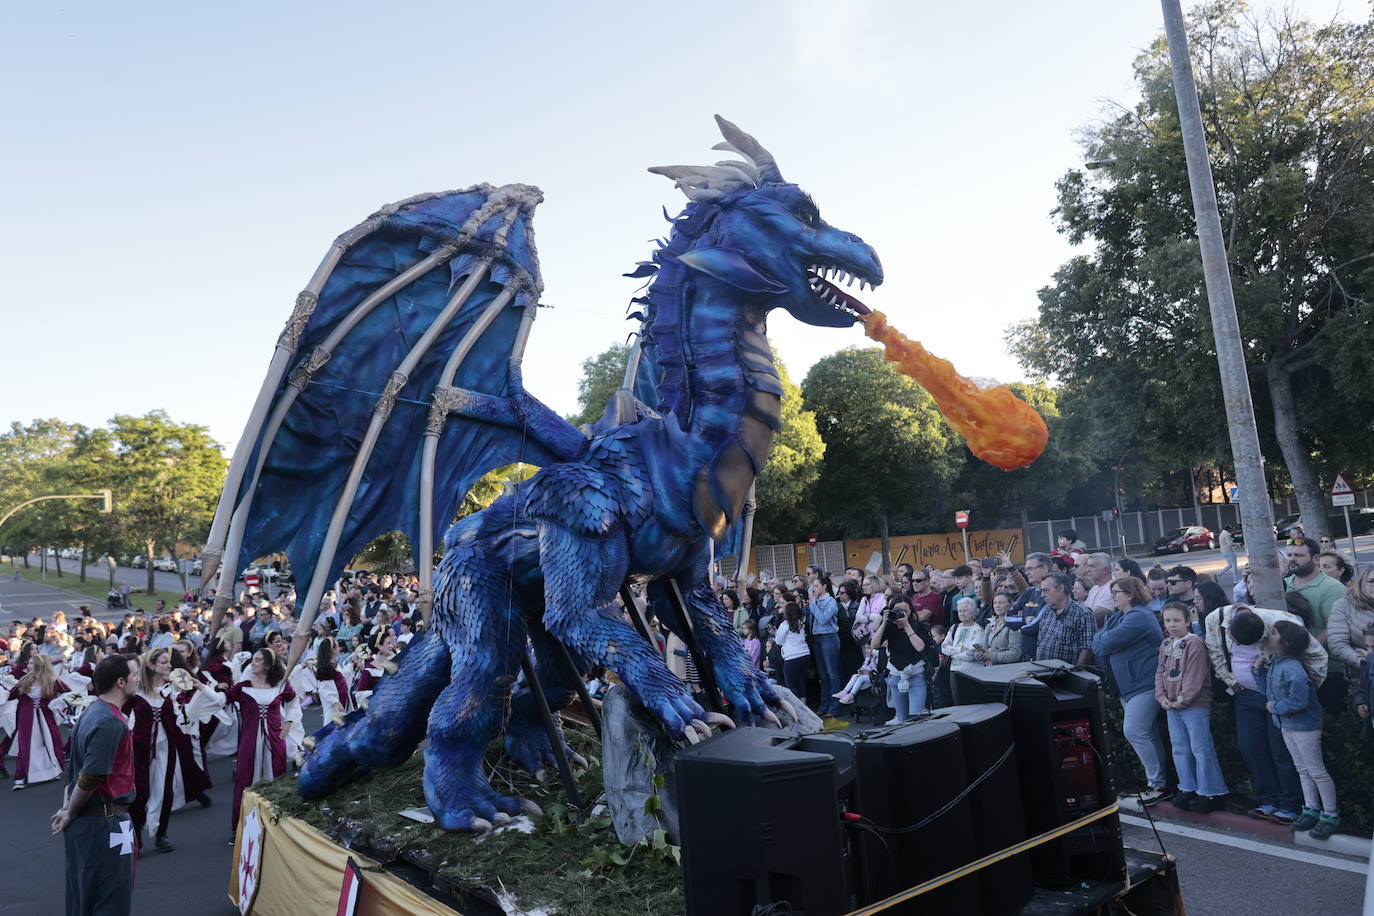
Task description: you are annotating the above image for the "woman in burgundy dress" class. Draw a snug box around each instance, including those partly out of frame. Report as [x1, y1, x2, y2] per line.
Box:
[124, 648, 222, 852]
[224, 647, 299, 832]
[6, 653, 67, 789]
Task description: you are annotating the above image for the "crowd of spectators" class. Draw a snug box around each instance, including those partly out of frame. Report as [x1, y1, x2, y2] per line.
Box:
[719, 531, 1372, 841]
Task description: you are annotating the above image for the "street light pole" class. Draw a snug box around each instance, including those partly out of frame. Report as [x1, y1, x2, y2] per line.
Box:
[1159, 0, 1283, 608]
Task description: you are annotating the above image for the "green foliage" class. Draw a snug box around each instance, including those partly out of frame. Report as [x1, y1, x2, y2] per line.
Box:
[353, 462, 538, 572]
[0, 419, 88, 558]
[1011, 2, 1374, 516]
[751, 356, 825, 545]
[568, 343, 631, 428]
[81, 411, 226, 593]
[801, 347, 960, 538]
[257, 725, 686, 916]
[951, 382, 1095, 525]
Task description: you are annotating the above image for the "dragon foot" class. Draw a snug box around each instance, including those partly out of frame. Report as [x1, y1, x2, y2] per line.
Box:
[422, 758, 528, 833]
[504, 710, 585, 778]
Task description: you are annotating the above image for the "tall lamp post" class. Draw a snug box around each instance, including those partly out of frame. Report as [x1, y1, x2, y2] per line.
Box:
[1158, 0, 1284, 608]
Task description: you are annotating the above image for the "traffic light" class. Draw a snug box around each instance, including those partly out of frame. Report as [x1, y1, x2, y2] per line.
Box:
[98, 489, 112, 513]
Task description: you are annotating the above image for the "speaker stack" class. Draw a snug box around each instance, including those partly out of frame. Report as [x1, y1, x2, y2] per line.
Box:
[951, 659, 1126, 888]
[675, 727, 856, 915]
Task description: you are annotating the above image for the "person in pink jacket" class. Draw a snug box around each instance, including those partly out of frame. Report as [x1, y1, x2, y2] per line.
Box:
[1156, 601, 1228, 812]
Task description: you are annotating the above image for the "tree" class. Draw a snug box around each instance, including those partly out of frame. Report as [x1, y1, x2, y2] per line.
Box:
[801, 347, 961, 567]
[568, 343, 631, 428]
[0, 419, 86, 573]
[92, 412, 226, 594]
[751, 357, 825, 545]
[352, 462, 539, 572]
[1011, 3, 1374, 540]
[951, 382, 1096, 525]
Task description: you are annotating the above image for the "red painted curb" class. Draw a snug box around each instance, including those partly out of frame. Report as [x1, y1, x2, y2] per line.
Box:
[1145, 800, 1294, 842]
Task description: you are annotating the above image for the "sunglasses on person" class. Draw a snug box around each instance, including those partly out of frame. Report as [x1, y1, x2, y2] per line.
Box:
[1166, 578, 1181, 585]
[911, 577, 927, 583]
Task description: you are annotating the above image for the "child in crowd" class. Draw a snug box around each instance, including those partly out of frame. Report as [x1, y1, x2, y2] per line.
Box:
[1256, 620, 1340, 838]
[741, 620, 762, 669]
[1155, 602, 1227, 812]
[833, 644, 877, 705]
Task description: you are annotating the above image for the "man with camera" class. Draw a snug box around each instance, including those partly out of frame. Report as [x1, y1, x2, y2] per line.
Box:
[870, 600, 936, 724]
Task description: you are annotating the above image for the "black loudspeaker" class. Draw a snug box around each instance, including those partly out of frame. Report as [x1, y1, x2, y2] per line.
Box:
[802, 720, 977, 915]
[922, 704, 1034, 916]
[676, 727, 854, 916]
[950, 660, 1125, 888]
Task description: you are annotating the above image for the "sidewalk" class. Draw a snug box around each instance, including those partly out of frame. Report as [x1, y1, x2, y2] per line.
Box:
[1118, 794, 1372, 860]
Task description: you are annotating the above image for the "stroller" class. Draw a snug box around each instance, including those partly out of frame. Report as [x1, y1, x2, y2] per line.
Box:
[106, 588, 128, 610]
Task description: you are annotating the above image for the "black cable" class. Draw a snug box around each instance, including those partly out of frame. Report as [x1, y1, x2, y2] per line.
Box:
[845, 819, 896, 878]
[865, 742, 1016, 835]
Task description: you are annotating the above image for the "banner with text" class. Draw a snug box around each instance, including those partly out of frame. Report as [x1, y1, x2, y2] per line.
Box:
[843, 528, 1024, 571]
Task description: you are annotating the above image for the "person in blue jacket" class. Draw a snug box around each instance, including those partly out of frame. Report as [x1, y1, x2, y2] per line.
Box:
[1092, 576, 1168, 804]
[1254, 619, 1341, 839]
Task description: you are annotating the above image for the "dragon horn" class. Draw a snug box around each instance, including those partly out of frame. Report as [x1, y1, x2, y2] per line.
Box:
[713, 115, 783, 184]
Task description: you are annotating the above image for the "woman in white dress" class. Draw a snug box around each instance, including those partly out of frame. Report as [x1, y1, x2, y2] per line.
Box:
[124, 648, 226, 852]
[6, 654, 68, 789]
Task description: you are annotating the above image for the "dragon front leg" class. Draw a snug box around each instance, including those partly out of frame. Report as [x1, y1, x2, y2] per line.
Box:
[663, 575, 782, 726]
[539, 524, 704, 741]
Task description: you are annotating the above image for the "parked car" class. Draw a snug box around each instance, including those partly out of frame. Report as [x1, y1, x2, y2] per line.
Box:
[154, 556, 178, 572]
[1153, 525, 1216, 555]
[1276, 509, 1374, 541]
[191, 557, 203, 576]
[130, 555, 148, 568]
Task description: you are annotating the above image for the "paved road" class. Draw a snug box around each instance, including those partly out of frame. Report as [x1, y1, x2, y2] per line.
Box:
[0, 703, 327, 916]
[1120, 821, 1368, 915]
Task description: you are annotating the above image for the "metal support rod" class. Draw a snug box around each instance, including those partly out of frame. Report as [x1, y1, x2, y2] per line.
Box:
[619, 585, 655, 645]
[518, 650, 581, 808]
[1160, 0, 1284, 609]
[550, 637, 601, 739]
[667, 581, 725, 715]
[736, 484, 757, 586]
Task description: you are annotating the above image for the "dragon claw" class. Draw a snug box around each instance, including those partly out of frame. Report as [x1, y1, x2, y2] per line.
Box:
[470, 817, 494, 833]
[682, 726, 701, 745]
[534, 767, 548, 783]
[492, 812, 512, 825]
[689, 718, 710, 737]
[521, 800, 543, 818]
[762, 708, 783, 728]
[777, 698, 798, 722]
[571, 753, 589, 771]
[705, 712, 735, 730]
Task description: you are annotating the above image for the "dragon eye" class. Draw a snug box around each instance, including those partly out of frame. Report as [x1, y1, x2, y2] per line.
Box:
[798, 205, 820, 227]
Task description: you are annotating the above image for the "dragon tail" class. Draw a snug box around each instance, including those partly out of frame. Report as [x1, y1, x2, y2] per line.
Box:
[298, 627, 452, 798]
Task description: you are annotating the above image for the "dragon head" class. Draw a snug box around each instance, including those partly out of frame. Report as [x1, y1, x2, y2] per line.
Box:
[647, 115, 883, 329]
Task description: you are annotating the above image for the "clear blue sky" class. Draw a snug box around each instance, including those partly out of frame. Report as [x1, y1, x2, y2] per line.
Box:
[2, 0, 1356, 453]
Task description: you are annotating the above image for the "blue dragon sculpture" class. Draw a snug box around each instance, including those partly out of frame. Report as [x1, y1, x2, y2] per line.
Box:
[206, 117, 883, 831]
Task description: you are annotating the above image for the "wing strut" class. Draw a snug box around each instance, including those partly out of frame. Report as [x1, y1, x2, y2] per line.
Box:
[285, 260, 508, 673]
[207, 244, 462, 639]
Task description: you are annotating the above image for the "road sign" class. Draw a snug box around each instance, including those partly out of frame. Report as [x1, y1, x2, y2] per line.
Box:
[1330, 473, 1354, 496]
[954, 511, 970, 530]
[807, 533, 817, 546]
[1333, 493, 1355, 507]
[1228, 486, 1240, 503]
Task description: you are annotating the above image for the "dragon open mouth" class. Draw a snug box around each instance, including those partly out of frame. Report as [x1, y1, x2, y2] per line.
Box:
[805, 263, 876, 318]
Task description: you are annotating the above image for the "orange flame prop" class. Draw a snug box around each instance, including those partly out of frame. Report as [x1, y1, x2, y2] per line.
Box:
[860, 310, 1048, 471]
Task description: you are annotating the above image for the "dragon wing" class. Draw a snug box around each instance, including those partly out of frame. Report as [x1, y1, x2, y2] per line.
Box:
[203, 184, 587, 660]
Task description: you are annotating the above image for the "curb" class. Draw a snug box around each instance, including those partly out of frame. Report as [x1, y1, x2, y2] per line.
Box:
[1118, 795, 1371, 859]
